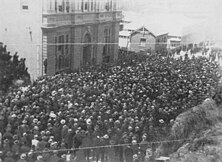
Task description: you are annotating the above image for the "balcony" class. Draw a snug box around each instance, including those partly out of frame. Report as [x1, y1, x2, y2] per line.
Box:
[42, 11, 122, 28]
[42, 0, 122, 28]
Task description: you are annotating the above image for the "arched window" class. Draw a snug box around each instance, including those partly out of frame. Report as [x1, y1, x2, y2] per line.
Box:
[83, 33, 91, 44]
[82, 33, 92, 66]
[103, 28, 111, 63]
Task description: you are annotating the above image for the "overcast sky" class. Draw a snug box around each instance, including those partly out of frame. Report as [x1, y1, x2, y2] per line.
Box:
[120, 0, 221, 19]
[120, 0, 222, 39]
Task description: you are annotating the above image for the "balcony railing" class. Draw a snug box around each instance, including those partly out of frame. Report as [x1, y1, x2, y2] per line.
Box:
[42, 6, 122, 28]
[42, 0, 121, 14]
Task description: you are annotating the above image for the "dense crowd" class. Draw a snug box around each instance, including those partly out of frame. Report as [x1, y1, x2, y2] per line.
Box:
[0, 49, 220, 162]
[0, 43, 30, 94]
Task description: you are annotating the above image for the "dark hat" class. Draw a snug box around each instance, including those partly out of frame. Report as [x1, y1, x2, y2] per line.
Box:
[4, 139, 9, 143]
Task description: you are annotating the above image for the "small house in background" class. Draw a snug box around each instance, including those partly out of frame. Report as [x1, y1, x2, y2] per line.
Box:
[156, 33, 181, 54]
[119, 26, 156, 53]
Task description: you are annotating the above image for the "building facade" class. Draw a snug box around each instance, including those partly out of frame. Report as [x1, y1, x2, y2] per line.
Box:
[0, 0, 121, 79]
[156, 33, 181, 53]
[119, 26, 156, 53]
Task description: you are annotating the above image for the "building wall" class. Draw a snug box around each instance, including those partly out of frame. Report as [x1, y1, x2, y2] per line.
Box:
[119, 37, 129, 49]
[112, 22, 120, 62]
[42, 9, 121, 74]
[72, 27, 82, 70]
[130, 33, 156, 53]
[95, 23, 104, 65]
[42, 21, 120, 74]
[0, 0, 43, 80]
[156, 34, 168, 53]
[72, 22, 119, 68]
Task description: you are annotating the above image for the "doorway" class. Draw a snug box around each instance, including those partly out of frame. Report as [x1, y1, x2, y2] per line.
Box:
[83, 33, 91, 66]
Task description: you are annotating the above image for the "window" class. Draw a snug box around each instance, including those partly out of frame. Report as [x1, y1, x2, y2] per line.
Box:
[140, 38, 146, 47]
[91, 1, 94, 11]
[55, 0, 58, 12]
[85, 3, 88, 10]
[58, 0, 65, 12]
[81, 1, 84, 11]
[84, 1, 89, 11]
[55, 37, 58, 53]
[22, 5, 28, 10]
[21, 0, 29, 10]
[58, 35, 65, 55]
[120, 24, 124, 31]
[103, 29, 111, 62]
[65, 35, 69, 67]
[55, 37, 58, 70]
[81, 0, 89, 12]
[57, 35, 69, 70]
[65, 35, 69, 54]
[66, 1, 70, 13]
[105, 2, 109, 11]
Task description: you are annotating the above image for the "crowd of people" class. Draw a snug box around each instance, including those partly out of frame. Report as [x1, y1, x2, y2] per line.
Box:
[0, 43, 30, 94]
[0, 48, 221, 162]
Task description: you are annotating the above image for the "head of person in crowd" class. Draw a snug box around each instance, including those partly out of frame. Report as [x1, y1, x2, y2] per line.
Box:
[0, 49, 220, 161]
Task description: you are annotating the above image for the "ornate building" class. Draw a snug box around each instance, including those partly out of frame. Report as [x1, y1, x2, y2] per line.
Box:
[0, 0, 122, 79]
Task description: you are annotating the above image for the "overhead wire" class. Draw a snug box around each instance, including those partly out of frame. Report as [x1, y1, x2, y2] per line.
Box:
[16, 138, 192, 155]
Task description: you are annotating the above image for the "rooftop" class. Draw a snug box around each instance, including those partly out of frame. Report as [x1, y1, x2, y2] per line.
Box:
[169, 37, 181, 42]
[119, 30, 131, 37]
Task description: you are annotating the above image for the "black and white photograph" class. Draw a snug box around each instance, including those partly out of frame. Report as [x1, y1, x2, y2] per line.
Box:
[0, 0, 222, 161]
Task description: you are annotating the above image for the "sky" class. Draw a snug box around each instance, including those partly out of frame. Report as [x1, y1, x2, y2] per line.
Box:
[120, 0, 221, 18]
[119, 0, 222, 42]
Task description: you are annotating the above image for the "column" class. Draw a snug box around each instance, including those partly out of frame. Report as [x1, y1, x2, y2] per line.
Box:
[100, 0, 104, 11]
[109, 0, 111, 11]
[93, 0, 96, 12]
[96, 0, 100, 11]
[107, 0, 110, 11]
[109, 0, 112, 11]
[51, 0, 55, 13]
[114, 0, 117, 11]
[64, 0, 67, 13]
[75, 0, 79, 12]
[77, 0, 81, 12]
[43, 0, 48, 13]
[81, 0, 84, 12]
[103, 0, 107, 11]
[117, 0, 120, 10]
[55, 0, 58, 12]
[88, 0, 91, 12]
[93, 0, 95, 12]
[97, 0, 100, 11]
[47, 0, 51, 12]
[70, 0, 74, 12]
[91, 0, 94, 12]
[80, 0, 83, 11]
[91, 0, 93, 11]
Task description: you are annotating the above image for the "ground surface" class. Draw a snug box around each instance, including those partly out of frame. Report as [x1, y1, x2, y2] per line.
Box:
[164, 99, 222, 162]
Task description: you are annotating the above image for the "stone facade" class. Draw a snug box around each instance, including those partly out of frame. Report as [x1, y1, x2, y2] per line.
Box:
[42, 11, 121, 75]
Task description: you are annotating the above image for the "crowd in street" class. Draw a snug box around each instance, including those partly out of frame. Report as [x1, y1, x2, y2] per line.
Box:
[0, 43, 30, 94]
[0, 48, 220, 162]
